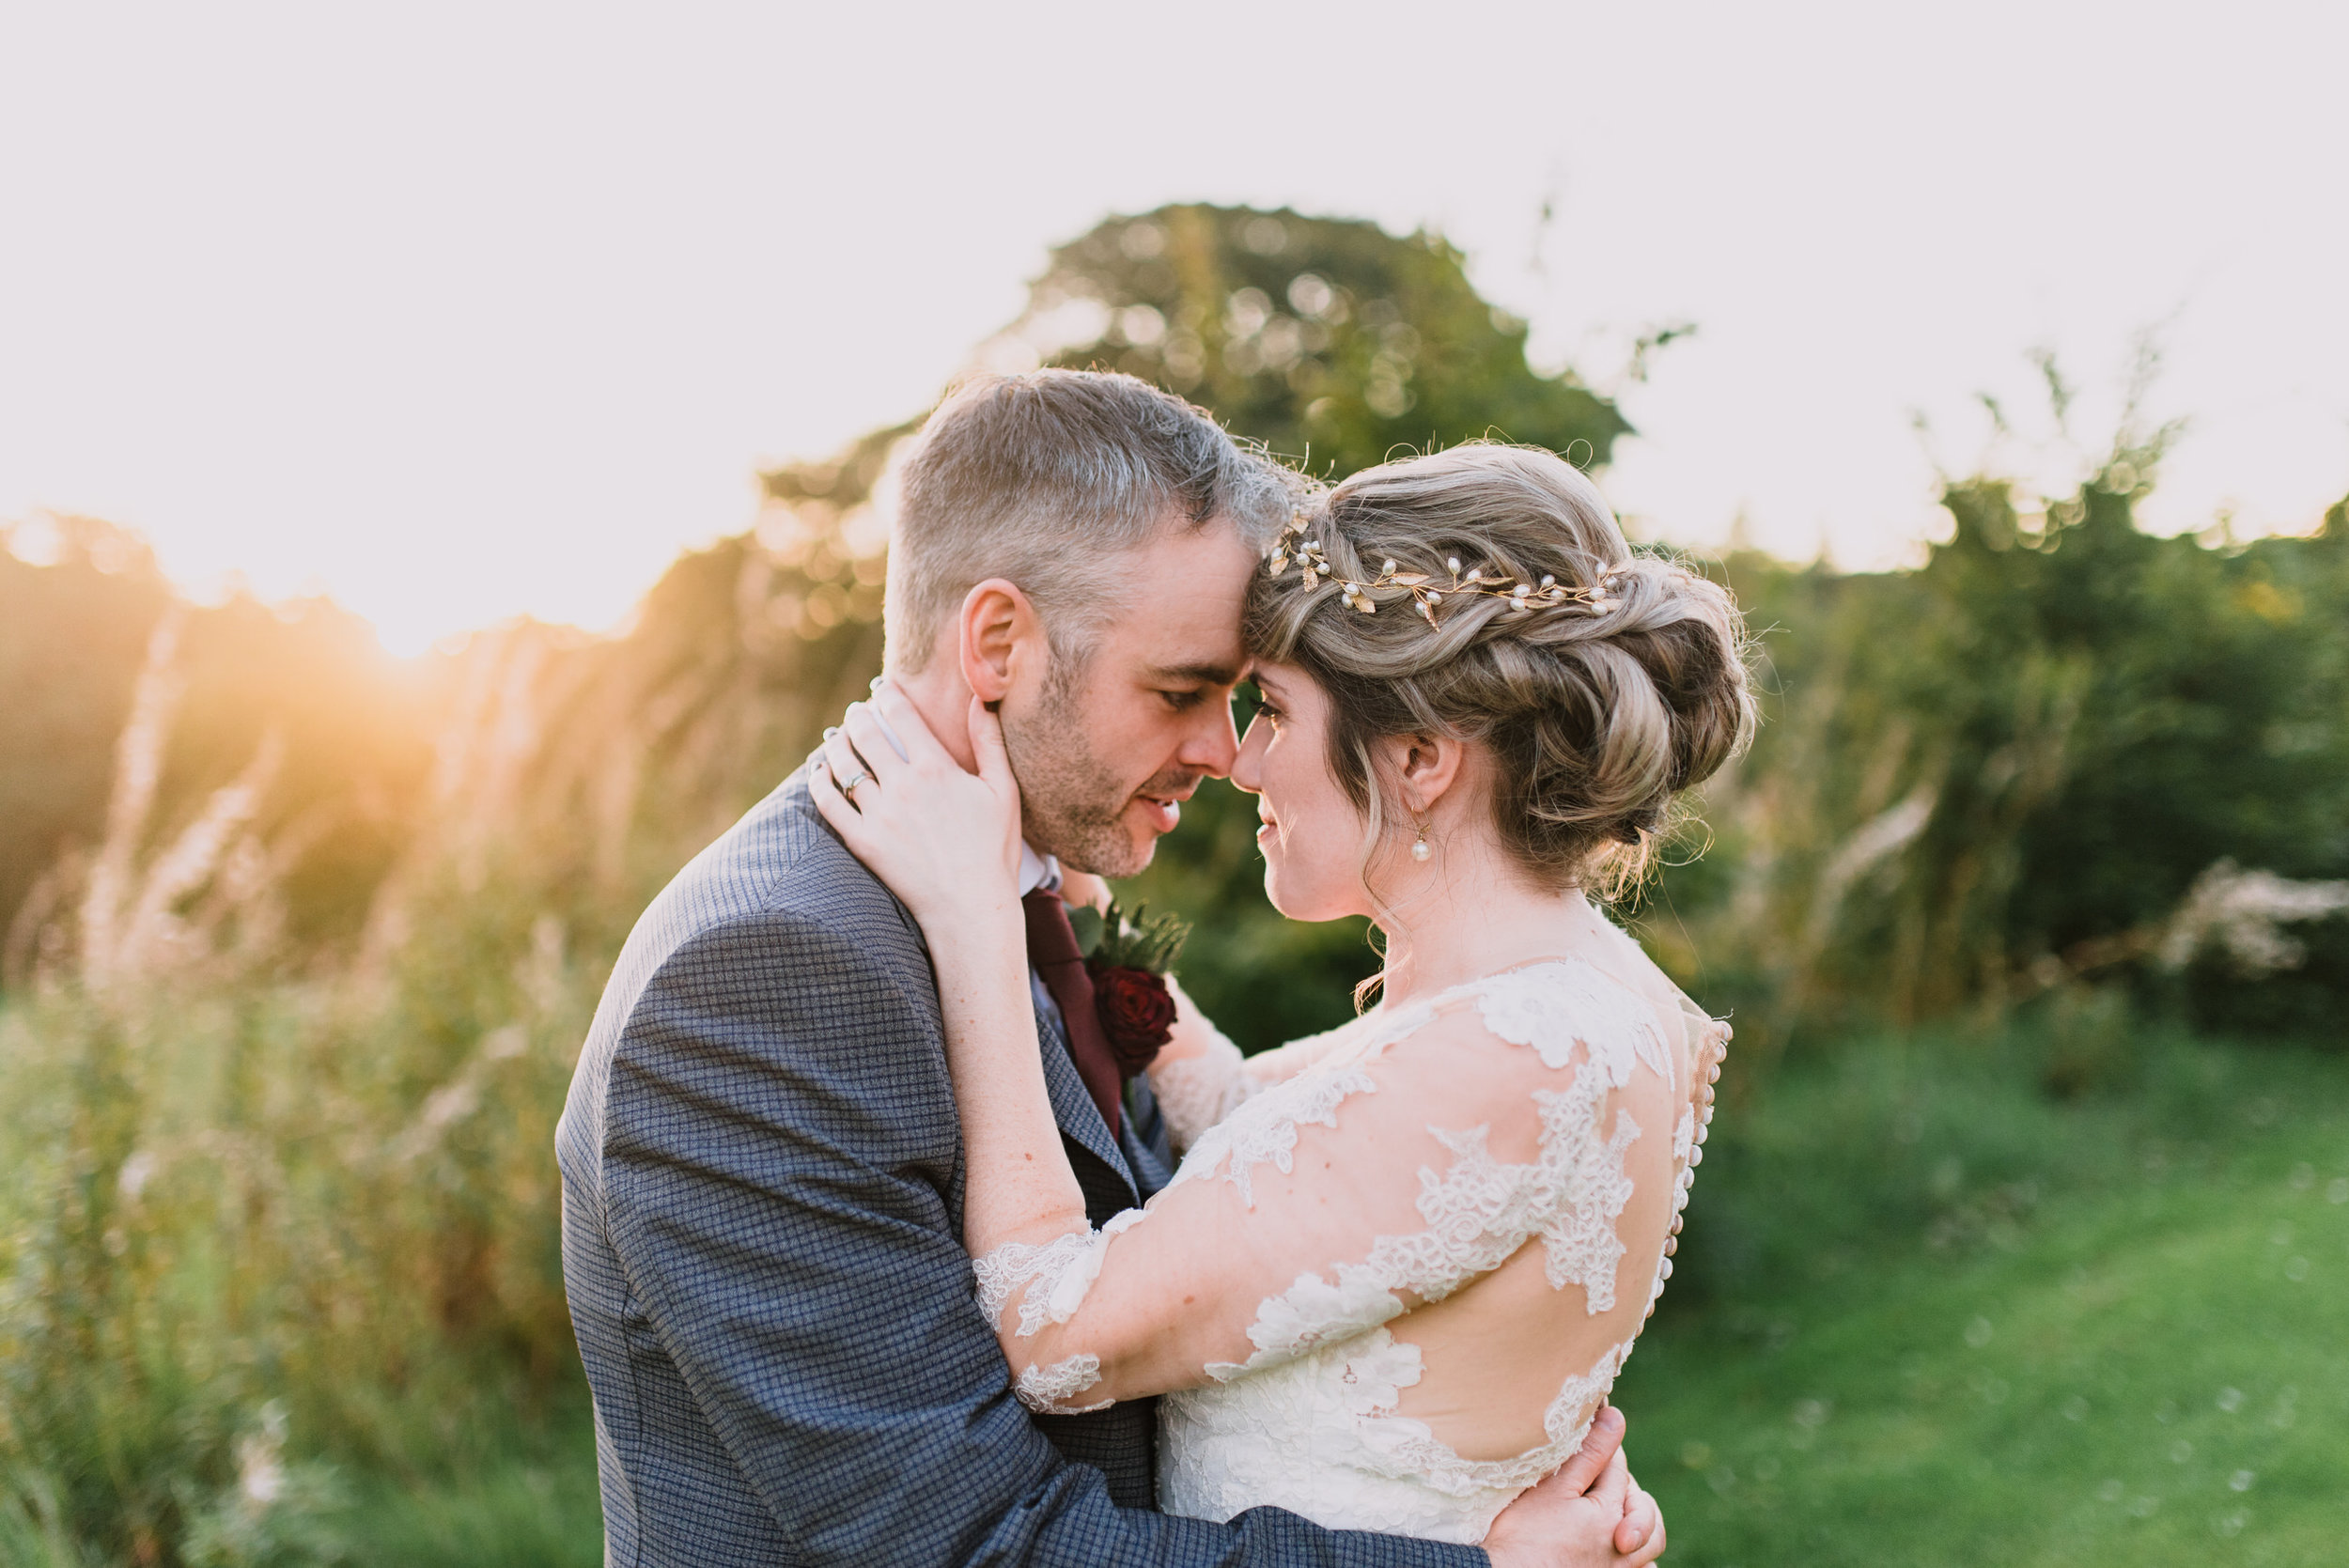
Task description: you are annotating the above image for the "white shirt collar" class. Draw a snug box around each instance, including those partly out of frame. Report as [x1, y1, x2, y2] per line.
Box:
[1018, 842, 1061, 899]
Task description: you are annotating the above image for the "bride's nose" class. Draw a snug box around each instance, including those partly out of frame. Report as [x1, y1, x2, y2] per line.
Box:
[1229, 716, 1268, 795]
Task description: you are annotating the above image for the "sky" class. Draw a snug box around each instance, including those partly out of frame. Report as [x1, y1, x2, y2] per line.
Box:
[3, 1, 2344, 655]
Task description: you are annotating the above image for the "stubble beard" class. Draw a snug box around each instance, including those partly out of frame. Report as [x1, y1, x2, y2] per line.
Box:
[1001, 655, 1160, 878]
[1005, 643, 1212, 877]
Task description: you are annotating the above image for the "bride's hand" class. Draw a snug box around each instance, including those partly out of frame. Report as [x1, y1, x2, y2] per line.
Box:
[809, 683, 1023, 938]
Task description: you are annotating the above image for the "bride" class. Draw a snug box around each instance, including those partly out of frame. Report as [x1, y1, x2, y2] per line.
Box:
[813, 443, 1753, 1547]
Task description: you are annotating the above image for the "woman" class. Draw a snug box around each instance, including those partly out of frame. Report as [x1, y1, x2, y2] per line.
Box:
[813, 443, 1754, 1545]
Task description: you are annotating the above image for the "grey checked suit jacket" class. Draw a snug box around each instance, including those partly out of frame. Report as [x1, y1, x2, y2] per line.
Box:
[557, 771, 1485, 1568]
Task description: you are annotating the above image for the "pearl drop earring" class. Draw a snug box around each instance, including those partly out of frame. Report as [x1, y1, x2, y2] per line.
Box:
[1410, 812, 1433, 862]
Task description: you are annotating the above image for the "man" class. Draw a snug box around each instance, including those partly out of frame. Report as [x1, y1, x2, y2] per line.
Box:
[556, 369, 1666, 1566]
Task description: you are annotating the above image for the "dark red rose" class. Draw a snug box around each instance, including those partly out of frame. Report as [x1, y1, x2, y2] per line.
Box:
[1090, 963, 1175, 1072]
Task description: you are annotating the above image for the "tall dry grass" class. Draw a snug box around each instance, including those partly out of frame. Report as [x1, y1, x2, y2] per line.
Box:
[2, 630, 597, 1564]
[0, 481, 906, 1564]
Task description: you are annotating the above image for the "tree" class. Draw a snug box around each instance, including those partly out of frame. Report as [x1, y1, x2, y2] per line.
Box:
[1655, 431, 2349, 1058]
[1001, 205, 1629, 479]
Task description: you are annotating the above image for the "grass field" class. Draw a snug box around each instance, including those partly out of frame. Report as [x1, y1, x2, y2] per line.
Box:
[1616, 1022, 2349, 1566]
[327, 1019, 2346, 1567]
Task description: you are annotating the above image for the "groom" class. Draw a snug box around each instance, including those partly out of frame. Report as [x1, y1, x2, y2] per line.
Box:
[556, 369, 1665, 1566]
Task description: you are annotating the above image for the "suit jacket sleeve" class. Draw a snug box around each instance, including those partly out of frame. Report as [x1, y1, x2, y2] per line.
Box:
[599, 907, 1486, 1568]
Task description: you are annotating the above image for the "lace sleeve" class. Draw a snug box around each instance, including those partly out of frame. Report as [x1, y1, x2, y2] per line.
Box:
[1147, 1024, 1259, 1154]
[972, 1212, 1150, 1413]
[967, 965, 1689, 1412]
[1149, 1004, 1374, 1154]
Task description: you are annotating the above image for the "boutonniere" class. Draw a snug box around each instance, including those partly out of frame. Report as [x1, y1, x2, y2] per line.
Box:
[1067, 899, 1190, 1074]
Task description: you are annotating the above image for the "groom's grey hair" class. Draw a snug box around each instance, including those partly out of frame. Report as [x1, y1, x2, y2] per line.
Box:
[883, 369, 1303, 674]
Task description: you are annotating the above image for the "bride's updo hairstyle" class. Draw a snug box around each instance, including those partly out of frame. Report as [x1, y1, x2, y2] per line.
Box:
[1242, 443, 1755, 894]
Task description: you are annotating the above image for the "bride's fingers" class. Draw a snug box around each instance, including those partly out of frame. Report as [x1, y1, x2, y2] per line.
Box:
[838, 704, 899, 791]
[807, 752, 864, 840]
[1057, 869, 1111, 915]
[967, 696, 1015, 794]
[868, 678, 953, 768]
[820, 725, 875, 811]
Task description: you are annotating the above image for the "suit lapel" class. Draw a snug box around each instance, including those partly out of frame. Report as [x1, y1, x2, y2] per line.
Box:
[1034, 995, 1139, 1205]
[1119, 1073, 1174, 1199]
[800, 769, 1137, 1209]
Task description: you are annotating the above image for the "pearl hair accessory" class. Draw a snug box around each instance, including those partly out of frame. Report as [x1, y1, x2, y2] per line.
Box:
[1267, 511, 1626, 624]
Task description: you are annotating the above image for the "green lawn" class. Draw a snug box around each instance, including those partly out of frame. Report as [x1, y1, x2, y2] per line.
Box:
[1615, 1025, 2349, 1566]
[342, 1023, 2347, 1566]
[339, 1459, 603, 1568]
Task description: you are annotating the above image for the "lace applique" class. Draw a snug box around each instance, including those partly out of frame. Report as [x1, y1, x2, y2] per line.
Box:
[1335, 1331, 1421, 1417]
[1164, 1001, 1445, 1207]
[1149, 1032, 1262, 1155]
[972, 1230, 1095, 1339]
[1201, 1122, 1533, 1382]
[972, 1209, 1150, 1338]
[1013, 1353, 1111, 1415]
[1369, 1125, 1548, 1302]
[1531, 1085, 1640, 1310]
[1206, 1263, 1407, 1382]
[1207, 1054, 1642, 1380]
[1352, 1334, 1639, 1495]
[1172, 1064, 1380, 1206]
[1156, 963, 1720, 1542]
[1476, 958, 1671, 1087]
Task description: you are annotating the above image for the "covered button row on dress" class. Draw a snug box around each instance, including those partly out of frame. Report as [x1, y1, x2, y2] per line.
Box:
[1647, 1027, 1728, 1317]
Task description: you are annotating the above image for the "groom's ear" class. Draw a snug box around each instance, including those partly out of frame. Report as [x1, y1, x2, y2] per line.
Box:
[957, 578, 1040, 706]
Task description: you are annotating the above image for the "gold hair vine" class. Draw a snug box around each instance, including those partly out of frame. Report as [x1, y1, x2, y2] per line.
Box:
[1268, 512, 1625, 625]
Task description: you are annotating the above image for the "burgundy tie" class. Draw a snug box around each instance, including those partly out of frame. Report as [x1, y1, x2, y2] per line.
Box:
[1021, 889, 1123, 1138]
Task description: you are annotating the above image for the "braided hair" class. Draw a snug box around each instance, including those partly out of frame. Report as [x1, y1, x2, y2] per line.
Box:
[1241, 442, 1756, 893]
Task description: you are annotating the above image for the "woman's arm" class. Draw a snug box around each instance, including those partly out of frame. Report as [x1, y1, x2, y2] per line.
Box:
[1149, 979, 1377, 1153]
[923, 881, 1095, 1260]
[984, 1001, 1631, 1407]
[1142, 976, 1256, 1153]
[810, 690, 1097, 1276]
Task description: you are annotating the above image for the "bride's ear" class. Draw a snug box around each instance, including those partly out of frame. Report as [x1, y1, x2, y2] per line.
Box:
[1390, 730, 1467, 815]
[957, 579, 1042, 705]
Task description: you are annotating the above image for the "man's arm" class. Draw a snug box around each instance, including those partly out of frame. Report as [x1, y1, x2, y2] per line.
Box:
[599, 908, 1491, 1568]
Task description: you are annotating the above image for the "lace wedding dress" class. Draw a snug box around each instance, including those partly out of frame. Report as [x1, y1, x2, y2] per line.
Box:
[973, 925, 1727, 1545]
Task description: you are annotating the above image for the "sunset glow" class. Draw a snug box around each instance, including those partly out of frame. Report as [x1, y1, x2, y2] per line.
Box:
[3, 2, 2343, 655]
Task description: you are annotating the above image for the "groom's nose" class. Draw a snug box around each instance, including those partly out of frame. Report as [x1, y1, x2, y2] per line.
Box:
[1176, 693, 1243, 780]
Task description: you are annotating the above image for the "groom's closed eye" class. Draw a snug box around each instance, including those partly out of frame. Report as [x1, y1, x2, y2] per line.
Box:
[1147, 660, 1240, 714]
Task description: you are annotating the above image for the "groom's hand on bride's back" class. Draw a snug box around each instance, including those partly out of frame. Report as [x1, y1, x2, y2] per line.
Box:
[1483, 1405, 1667, 1568]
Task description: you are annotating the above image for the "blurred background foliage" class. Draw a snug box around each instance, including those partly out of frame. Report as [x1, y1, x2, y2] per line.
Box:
[2, 204, 2344, 1565]
[1003, 206, 1628, 477]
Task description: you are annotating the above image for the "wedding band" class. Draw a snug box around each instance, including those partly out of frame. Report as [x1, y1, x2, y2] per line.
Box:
[839, 768, 871, 798]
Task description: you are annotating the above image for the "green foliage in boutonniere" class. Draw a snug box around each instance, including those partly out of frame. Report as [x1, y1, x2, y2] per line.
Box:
[1067, 899, 1189, 976]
